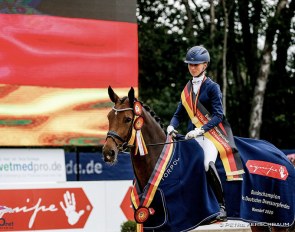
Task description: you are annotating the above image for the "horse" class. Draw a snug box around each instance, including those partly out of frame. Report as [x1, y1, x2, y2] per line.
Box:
[102, 86, 294, 232]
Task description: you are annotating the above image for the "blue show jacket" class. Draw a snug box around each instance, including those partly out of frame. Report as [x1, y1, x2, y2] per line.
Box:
[170, 77, 224, 132]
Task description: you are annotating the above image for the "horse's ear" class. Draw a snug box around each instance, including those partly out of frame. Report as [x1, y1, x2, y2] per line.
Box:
[128, 87, 135, 107]
[108, 86, 119, 103]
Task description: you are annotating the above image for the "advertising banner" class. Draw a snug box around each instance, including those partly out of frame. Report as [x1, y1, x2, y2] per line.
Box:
[0, 0, 138, 146]
[0, 149, 66, 182]
[0, 181, 133, 232]
[65, 151, 134, 181]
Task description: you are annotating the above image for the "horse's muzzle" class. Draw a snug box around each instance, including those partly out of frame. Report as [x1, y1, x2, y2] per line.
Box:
[102, 144, 118, 163]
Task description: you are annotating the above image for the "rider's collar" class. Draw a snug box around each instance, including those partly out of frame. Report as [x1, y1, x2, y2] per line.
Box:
[192, 74, 205, 84]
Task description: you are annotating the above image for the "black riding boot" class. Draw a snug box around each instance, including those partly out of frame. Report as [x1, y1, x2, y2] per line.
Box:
[206, 161, 227, 222]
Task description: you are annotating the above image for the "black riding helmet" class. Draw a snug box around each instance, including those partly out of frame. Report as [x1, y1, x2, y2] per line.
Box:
[184, 46, 210, 64]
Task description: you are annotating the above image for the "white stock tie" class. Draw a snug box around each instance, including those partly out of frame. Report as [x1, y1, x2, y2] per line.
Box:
[192, 78, 203, 94]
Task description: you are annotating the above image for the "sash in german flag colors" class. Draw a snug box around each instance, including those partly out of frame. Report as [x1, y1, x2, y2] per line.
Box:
[131, 136, 174, 231]
[181, 81, 244, 181]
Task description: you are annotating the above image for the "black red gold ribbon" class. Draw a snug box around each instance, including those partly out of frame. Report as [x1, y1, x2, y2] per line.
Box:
[131, 136, 174, 231]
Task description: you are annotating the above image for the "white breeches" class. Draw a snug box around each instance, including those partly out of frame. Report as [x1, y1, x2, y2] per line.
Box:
[195, 136, 218, 171]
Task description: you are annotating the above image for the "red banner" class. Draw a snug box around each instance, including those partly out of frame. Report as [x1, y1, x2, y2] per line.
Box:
[0, 14, 138, 88]
[0, 188, 93, 231]
[0, 12, 138, 146]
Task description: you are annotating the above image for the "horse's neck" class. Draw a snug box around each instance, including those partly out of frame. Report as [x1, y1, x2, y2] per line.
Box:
[131, 112, 166, 190]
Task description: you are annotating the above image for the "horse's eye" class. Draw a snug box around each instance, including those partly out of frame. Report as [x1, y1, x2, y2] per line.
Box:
[124, 117, 132, 123]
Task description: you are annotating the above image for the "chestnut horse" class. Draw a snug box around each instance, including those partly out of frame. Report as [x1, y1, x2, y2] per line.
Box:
[102, 87, 293, 232]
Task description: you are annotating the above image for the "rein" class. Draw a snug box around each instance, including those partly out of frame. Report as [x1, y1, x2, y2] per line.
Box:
[145, 137, 193, 146]
[106, 106, 191, 151]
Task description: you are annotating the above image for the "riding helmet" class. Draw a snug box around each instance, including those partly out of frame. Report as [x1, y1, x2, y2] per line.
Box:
[184, 46, 210, 64]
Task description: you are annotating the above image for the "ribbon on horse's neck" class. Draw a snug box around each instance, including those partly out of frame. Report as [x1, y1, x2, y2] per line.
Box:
[127, 115, 148, 156]
[129, 102, 148, 156]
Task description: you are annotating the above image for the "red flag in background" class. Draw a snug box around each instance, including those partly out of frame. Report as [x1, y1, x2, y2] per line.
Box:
[0, 0, 138, 146]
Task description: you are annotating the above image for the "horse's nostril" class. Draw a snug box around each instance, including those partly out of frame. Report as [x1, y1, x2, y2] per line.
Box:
[105, 149, 115, 157]
[103, 149, 116, 163]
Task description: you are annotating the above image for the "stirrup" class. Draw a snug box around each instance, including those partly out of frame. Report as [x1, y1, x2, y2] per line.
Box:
[216, 205, 227, 222]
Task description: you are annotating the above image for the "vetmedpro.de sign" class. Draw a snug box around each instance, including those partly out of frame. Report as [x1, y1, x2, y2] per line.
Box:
[0, 149, 66, 182]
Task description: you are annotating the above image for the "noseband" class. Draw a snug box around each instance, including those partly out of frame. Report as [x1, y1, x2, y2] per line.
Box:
[106, 106, 134, 152]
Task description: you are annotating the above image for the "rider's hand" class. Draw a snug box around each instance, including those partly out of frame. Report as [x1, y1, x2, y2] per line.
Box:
[167, 125, 178, 137]
[185, 128, 205, 139]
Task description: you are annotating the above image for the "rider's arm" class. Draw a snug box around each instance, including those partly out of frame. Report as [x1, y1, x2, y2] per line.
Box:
[169, 101, 186, 129]
[201, 83, 223, 132]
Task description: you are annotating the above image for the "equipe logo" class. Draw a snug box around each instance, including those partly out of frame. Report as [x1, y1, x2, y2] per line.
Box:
[246, 160, 289, 180]
[0, 188, 92, 231]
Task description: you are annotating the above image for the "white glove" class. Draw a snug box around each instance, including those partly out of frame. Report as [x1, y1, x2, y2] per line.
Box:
[167, 125, 178, 137]
[185, 128, 205, 139]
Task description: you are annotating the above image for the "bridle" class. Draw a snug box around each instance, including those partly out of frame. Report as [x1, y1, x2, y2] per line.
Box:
[106, 106, 135, 152]
[106, 105, 193, 152]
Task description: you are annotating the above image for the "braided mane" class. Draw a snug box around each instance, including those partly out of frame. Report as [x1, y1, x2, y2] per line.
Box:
[139, 101, 165, 130]
[119, 97, 165, 131]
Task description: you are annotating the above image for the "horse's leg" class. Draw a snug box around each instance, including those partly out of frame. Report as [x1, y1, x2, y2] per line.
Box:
[251, 226, 270, 232]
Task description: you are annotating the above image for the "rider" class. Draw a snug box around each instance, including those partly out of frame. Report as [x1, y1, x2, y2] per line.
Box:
[167, 46, 244, 222]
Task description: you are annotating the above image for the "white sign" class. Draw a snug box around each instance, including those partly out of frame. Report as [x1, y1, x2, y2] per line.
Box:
[0, 181, 132, 232]
[0, 149, 66, 182]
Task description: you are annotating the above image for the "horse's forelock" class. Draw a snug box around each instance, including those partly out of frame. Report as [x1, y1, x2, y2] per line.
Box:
[119, 96, 137, 108]
[120, 96, 128, 104]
